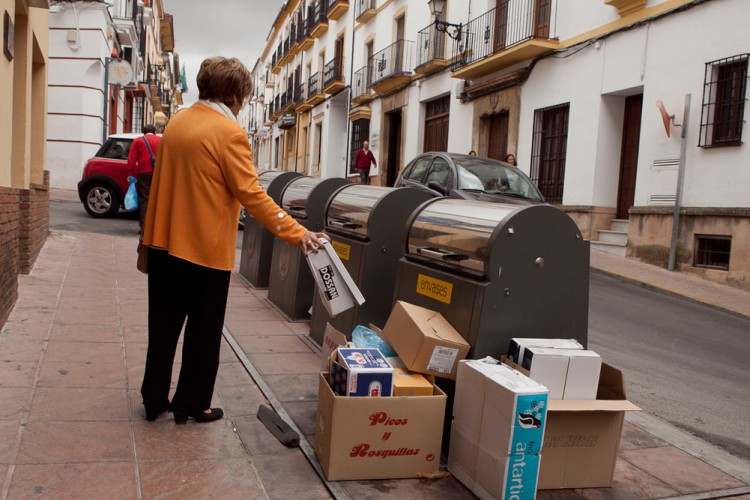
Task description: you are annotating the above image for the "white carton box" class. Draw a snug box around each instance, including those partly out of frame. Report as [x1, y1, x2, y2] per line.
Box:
[562, 350, 602, 400]
[521, 348, 602, 400]
[305, 240, 365, 317]
[508, 338, 583, 364]
[521, 347, 570, 399]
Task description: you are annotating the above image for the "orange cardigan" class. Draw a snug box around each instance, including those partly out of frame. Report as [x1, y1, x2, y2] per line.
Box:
[142, 103, 306, 271]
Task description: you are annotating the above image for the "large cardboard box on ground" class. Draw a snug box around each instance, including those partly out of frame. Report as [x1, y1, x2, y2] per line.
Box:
[534, 363, 640, 489]
[381, 301, 470, 380]
[306, 240, 365, 317]
[315, 373, 447, 481]
[449, 360, 549, 500]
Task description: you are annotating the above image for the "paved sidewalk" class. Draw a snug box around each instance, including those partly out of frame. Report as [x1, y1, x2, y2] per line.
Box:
[1, 222, 749, 498]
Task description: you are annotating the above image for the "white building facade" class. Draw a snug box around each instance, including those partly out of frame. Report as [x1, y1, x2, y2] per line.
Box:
[46, 0, 179, 190]
[254, 0, 750, 290]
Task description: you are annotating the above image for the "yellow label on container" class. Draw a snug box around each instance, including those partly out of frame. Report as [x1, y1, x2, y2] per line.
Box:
[331, 240, 350, 261]
[416, 273, 453, 304]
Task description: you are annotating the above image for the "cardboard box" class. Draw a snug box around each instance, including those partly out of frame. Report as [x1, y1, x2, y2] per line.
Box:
[392, 368, 433, 397]
[381, 301, 470, 380]
[562, 350, 602, 400]
[315, 373, 447, 480]
[320, 323, 348, 371]
[521, 347, 570, 399]
[522, 348, 602, 400]
[508, 338, 584, 364]
[503, 359, 641, 489]
[306, 240, 365, 317]
[330, 348, 393, 397]
[449, 360, 549, 499]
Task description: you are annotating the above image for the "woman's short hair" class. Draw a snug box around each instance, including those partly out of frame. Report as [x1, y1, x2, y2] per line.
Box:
[197, 57, 253, 107]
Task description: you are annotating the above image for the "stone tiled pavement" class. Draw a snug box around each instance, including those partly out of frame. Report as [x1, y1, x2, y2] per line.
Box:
[1, 222, 750, 498]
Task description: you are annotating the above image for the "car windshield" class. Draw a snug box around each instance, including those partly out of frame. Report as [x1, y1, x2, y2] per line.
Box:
[455, 158, 544, 201]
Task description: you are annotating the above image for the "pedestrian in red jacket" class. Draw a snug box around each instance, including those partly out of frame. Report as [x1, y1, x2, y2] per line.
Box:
[354, 140, 377, 185]
[127, 124, 162, 228]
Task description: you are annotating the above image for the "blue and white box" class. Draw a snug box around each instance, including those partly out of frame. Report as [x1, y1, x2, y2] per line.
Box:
[449, 360, 548, 499]
[330, 348, 394, 397]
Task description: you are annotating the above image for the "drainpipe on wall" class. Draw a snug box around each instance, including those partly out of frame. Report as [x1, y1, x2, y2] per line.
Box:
[343, 6, 356, 180]
[102, 57, 110, 143]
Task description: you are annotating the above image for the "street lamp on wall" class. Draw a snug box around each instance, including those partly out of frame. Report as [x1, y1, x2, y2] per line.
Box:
[428, 0, 462, 41]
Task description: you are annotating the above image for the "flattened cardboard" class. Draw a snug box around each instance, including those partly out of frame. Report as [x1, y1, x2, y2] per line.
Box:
[315, 373, 446, 481]
[382, 301, 470, 380]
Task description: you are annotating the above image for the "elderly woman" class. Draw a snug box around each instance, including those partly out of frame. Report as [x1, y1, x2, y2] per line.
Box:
[140, 57, 328, 424]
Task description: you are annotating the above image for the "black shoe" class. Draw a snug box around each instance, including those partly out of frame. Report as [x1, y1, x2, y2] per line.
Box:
[144, 403, 171, 422]
[172, 407, 224, 425]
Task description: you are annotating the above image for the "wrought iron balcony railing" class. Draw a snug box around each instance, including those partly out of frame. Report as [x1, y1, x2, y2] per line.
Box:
[354, 0, 375, 21]
[324, 58, 344, 88]
[307, 72, 322, 97]
[369, 39, 415, 86]
[454, 1, 554, 69]
[313, 0, 329, 27]
[416, 22, 449, 68]
[351, 65, 373, 101]
[295, 82, 306, 103]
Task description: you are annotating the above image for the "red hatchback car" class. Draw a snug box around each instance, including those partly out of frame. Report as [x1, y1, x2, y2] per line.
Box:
[77, 133, 153, 218]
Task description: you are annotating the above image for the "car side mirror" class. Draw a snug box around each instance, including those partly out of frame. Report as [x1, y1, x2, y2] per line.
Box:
[426, 181, 447, 196]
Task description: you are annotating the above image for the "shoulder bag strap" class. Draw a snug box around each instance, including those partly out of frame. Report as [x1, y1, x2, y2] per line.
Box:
[142, 136, 156, 164]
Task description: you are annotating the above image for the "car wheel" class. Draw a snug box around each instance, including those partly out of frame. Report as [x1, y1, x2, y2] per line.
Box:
[83, 182, 120, 218]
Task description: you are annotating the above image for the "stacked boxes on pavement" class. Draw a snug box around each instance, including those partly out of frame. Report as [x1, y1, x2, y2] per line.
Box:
[308, 267, 638, 493]
[314, 301, 470, 481]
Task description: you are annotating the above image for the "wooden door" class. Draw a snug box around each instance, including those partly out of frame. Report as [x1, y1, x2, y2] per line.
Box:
[494, 0, 509, 51]
[616, 94, 643, 219]
[535, 0, 551, 38]
[386, 110, 403, 186]
[334, 37, 344, 78]
[487, 112, 509, 160]
[395, 16, 405, 72]
[424, 96, 450, 152]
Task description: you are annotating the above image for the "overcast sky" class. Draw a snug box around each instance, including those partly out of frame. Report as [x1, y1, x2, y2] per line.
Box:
[165, 0, 282, 105]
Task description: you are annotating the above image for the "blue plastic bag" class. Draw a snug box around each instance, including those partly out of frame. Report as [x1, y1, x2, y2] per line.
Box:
[351, 325, 397, 357]
[124, 176, 138, 211]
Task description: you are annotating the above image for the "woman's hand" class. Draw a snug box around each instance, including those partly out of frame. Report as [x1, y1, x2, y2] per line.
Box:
[300, 231, 331, 255]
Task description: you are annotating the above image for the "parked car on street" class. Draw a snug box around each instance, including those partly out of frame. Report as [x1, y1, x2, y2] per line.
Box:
[77, 133, 144, 218]
[394, 152, 545, 205]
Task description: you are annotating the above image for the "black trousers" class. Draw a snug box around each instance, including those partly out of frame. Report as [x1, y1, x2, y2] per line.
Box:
[140, 248, 230, 412]
[135, 171, 153, 229]
[357, 168, 369, 185]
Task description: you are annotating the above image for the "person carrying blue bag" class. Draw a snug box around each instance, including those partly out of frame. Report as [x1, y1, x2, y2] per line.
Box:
[127, 124, 161, 229]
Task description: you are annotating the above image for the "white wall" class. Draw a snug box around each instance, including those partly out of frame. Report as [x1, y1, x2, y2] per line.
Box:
[47, 3, 113, 189]
[518, 0, 750, 209]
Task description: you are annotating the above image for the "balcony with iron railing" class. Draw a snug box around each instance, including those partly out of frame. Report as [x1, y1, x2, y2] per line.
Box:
[272, 45, 282, 74]
[451, 1, 560, 80]
[295, 82, 311, 112]
[280, 35, 293, 65]
[354, 0, 376, 24]
[351, 65, 375, 105]
[282, 86, 297, 113]
[305, 72, 326, 107]
[271, 94, 283, 120]
[368, 39, 415, 94]
[299, 5, 315, 51]
[289, 24, 300, 57]
[415, 22, 455, 75]
[323, 57, 345, 95]
[311, 0, 329, 39]
[327, 0, 348, 21]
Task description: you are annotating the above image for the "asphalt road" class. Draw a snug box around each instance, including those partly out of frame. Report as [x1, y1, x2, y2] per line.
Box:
[589, 271, 750, 461]
[50, 198, 750, 461]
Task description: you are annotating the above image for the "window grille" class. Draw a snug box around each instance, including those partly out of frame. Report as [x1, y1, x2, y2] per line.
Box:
[694, 235, 731, 270]
[699, 54, 748, 147]
[350, 119, 370, 175]
[530, 103, 569, 203]
[132, 96, 144, 133]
